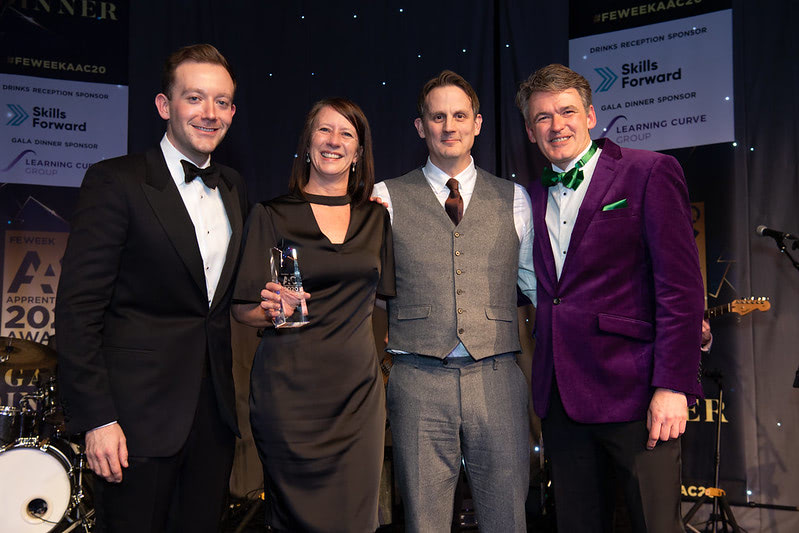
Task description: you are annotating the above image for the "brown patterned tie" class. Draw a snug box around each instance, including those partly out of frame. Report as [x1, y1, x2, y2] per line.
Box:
[445, 178, 463, 225]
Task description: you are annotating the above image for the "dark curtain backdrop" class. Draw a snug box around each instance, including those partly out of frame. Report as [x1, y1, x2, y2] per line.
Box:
[123, 3, 798, 531]
[2, 0, 797, 530]
[738, 0, 799, 530]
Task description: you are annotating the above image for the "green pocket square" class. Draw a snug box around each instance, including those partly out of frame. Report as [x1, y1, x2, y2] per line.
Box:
[602, 199, 628, 211]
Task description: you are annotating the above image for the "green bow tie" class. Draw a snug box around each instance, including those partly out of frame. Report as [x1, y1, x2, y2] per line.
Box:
[541, 141, 598, 190]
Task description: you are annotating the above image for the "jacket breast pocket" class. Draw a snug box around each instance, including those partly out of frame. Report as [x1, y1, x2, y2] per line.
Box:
[594, 209, 636, 221]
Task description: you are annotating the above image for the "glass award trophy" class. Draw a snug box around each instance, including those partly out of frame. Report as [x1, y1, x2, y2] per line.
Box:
[269, 246, 309, 328]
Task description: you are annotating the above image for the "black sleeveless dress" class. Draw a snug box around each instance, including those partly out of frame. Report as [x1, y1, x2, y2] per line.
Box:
[233, 192, 394, 532]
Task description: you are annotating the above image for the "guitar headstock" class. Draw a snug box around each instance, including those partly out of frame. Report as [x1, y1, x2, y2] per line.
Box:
[730, 297, 771, 316]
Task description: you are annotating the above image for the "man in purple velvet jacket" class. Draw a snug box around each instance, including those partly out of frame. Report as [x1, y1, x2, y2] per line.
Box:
[516, 64, 704, 532]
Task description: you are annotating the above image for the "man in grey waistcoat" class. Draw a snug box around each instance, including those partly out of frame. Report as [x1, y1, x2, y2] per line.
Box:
[372, 70, 536, 532]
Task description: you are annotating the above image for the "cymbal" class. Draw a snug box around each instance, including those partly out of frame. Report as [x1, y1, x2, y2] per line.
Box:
[0, 337, 57, 369]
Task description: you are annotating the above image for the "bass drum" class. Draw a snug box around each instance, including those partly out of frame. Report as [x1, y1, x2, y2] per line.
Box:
[0, 405, 22, 445]
[0, 439, 76, 532]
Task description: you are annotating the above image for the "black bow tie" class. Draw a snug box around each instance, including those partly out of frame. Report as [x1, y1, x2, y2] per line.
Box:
[181, 159, 220, 190]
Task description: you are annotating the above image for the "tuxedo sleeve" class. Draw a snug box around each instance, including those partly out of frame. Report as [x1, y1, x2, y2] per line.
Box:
[643, 155, 704, 399]
[233, 203, 276, 304]
[56, 162, 130, 433]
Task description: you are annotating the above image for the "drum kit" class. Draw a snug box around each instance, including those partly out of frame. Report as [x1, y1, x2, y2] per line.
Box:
[0, 337, 95, 533]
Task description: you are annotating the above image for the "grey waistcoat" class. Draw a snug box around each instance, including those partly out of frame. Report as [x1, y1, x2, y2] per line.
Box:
[384, 167, 521, 360]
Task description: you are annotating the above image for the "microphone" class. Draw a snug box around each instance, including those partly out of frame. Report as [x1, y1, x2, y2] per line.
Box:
[756, 225, 798, 241]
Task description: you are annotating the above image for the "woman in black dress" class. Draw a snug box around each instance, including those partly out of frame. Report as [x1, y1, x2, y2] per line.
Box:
[232, 98, 394, 532]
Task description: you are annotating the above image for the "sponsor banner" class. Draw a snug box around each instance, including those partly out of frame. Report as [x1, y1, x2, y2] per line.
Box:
[0, 0, 128, 85]
[569, 9, 734, 151]
[570, 0, 731, 39]
[2, 230, 66, 345]
[682, 390, 748, 503]
[0, 199, 69, 409]
[1, 73, 127, 187]
[1, 355, 50, 409]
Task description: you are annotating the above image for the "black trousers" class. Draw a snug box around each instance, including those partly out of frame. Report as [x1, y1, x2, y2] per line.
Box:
[542, 384, 683, 533]
[93, 376, 235, 533]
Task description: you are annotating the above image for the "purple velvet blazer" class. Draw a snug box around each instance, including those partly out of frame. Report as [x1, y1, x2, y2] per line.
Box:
[529, 138, 704, 423]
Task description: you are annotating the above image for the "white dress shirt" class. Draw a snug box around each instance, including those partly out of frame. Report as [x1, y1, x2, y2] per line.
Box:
[545, 143, 603, 279]
[373, 156, 536, 357]
[160, 134, 232, 307]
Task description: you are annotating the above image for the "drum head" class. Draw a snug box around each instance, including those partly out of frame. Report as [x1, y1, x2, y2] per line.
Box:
[0, 443, 72, 532]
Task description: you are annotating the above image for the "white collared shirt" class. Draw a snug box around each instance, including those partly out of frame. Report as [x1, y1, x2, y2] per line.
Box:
[545, 142, 602, 279]
[373, 156, 536, 357]
[160, 134, 232, 307]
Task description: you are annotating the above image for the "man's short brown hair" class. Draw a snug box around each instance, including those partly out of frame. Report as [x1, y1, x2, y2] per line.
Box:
[515, 64, 592, 125]
[417, 70, 480, 118]
[161, 44, 236, 98]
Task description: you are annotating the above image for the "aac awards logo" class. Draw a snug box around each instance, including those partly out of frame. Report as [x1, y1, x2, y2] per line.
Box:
[6, 104, 30, 126]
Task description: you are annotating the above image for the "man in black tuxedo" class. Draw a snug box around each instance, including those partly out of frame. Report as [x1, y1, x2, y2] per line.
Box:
[56, 44, 248, 532]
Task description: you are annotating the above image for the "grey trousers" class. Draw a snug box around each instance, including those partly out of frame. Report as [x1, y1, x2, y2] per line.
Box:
[387, 353, 529, 533]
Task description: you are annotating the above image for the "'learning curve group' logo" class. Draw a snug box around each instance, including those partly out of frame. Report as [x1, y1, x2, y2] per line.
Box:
[6, 104, 30, 126]
[594, 67, 618, 92]
[2, 150, 36, 172]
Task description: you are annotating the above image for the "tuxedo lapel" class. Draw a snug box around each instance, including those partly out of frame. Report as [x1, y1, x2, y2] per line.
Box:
[530, 182, 558, 287]
[141, 148, 206, 295]
[561, 140, 621, 276]
[210, 174, 243, 310]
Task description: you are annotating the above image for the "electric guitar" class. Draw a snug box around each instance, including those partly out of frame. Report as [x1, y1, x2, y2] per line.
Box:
[705, 297, 770, 319]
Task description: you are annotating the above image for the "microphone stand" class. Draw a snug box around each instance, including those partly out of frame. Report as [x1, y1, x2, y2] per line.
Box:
[682, 370, 740, 532]
[766, 235, 799, 272]
[764, 237, 799, 382]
